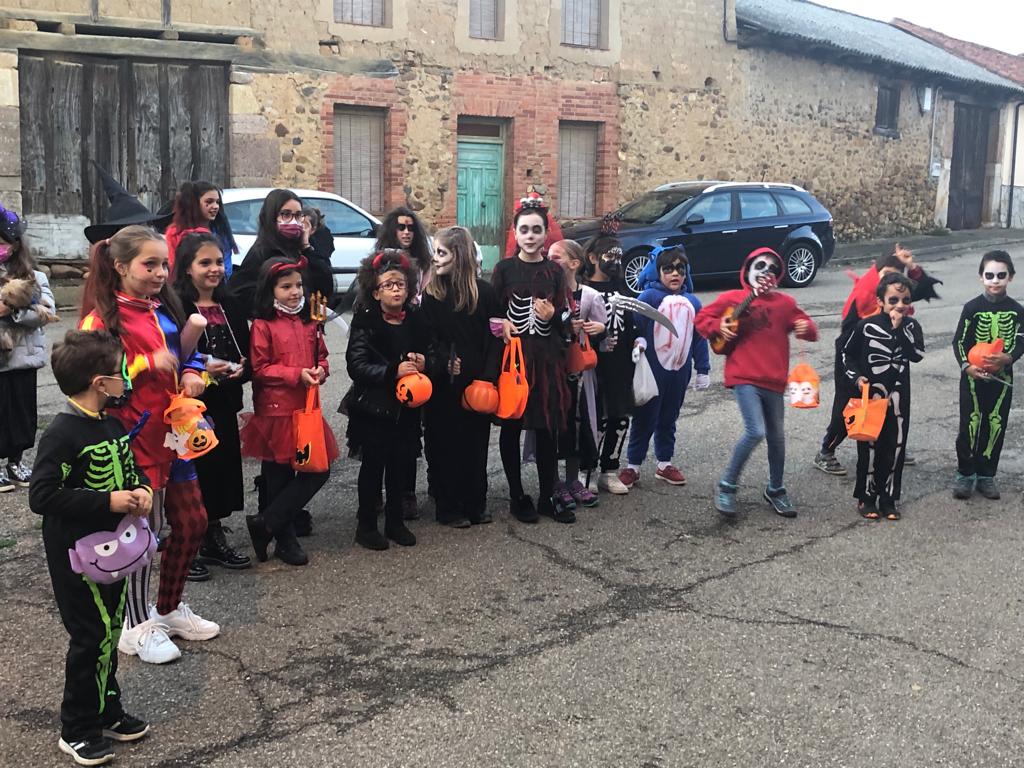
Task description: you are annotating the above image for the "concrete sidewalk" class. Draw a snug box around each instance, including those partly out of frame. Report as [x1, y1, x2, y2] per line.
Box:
[830, 227, 1024, 265]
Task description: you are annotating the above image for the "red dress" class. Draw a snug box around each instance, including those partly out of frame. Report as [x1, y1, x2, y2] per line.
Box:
[239, 310, 339, 465]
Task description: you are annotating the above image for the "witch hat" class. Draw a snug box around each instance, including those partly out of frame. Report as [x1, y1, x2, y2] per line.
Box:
[84, 164, 172, 243]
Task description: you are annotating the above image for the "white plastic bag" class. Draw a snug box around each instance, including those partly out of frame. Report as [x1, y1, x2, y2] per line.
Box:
[633, 353, 658, 406]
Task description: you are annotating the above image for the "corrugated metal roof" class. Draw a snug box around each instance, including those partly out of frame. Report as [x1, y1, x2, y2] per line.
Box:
[736, 0, 1024, 94]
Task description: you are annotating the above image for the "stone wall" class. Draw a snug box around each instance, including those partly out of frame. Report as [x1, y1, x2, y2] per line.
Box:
[0, 50, 18, 212]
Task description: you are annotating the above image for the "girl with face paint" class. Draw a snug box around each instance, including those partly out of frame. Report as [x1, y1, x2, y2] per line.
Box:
[952, 250, 1024, 501]
[420, 227, 500, 527]
[0, 202, 56, 494]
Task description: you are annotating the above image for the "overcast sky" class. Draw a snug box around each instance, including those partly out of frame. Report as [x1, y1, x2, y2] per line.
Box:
[811, 0, 1024, 55]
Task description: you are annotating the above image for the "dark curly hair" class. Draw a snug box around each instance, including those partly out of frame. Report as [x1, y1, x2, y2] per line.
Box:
[355, 248, 418, 313]
[374, 207, 432, 274]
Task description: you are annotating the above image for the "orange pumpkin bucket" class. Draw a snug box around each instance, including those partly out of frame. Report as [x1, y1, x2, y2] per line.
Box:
[566, 332, 598, 374]
[967, 338, 1004, 373]
[163, 392, 219, 460]
[786, 361, 820, 409]
[396, 372, 433, 408]
[462, 379, 499, 414]
[496, 337, 529, 419]
[843, 382, 889, 441]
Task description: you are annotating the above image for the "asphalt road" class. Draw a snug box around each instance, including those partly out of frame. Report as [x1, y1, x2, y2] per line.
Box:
[2, 245, 1023, 767]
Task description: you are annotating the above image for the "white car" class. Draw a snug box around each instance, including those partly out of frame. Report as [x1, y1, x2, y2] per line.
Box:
[221, 188, 380, 295]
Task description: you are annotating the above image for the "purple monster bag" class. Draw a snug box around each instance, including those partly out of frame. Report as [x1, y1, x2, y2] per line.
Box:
[68, 515, 158, 585]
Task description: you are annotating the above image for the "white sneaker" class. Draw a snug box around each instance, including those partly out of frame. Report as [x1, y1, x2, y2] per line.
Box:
[152, 602, 220, 641]
[598, 471, 630, 495]
[118, 618, 181, 664]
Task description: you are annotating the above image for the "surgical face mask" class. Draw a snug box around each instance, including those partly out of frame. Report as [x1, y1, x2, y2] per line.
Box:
[0, 244, 11, 263]
[278, 222, 304, 240]
[747, 257, 781, 287]
[99, 359, 132, 409]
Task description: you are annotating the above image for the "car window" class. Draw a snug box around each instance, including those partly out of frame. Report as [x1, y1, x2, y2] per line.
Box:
[305, 198, 375, 237]
[685, 193, 732, 224]
[738, 192, 779, 220]
[617, 190, 699, 224]
[223, 200, 263, 235]
[776, 193, 813, 215]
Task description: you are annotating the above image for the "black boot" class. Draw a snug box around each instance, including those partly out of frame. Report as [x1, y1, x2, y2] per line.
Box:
[385, 501, 416, 546]
[293, 509, 313, 537]
[199, 521, 252, 569]
[186, 558, 211, 582]
[245, 514, 273, 562]
[356, 506, 388, 550]
[274, 528, 309, 566]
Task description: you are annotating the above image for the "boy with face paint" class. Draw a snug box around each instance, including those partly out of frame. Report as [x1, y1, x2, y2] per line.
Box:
[696, 248, 818, 518]
[30, 330, 154, 765]
[840, 273, 925, 520]
[952, 250, 1024, 500]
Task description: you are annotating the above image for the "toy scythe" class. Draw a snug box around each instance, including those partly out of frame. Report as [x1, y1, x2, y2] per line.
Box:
[608, 294, 678, 337]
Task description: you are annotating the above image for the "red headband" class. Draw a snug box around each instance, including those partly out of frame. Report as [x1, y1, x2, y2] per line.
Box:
[270, 256, 307, 276]
[372, 248, 411, 271]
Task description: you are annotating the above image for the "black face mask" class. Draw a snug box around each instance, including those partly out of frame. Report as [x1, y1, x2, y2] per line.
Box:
[600, 257, 621, 277]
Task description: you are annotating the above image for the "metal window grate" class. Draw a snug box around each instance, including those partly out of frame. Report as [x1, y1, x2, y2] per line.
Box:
[558, 122, 599, 218]
[470, 0, 499, 40]
[333, 0, 385, 26]
[562, 0, 601, 47]
[334, 108, 385, 214]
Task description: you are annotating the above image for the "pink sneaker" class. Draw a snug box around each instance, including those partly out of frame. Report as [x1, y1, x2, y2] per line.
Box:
[568, 480, 599, 508]
[618, 468, 639, 489]
[655, 465, 687, 486]
[552, 481, 577, 510]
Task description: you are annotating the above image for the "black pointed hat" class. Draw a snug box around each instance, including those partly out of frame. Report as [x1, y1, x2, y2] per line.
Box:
[84, 164, 173, 244]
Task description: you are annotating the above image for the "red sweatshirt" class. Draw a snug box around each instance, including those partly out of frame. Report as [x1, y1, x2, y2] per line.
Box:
[695, 249, 818, 393]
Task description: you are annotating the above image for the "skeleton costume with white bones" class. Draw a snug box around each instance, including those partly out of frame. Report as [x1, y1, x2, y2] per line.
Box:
[841, 308, 925, 508]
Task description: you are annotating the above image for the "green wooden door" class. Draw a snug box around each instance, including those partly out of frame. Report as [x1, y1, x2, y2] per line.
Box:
[456, 140, 504, 270]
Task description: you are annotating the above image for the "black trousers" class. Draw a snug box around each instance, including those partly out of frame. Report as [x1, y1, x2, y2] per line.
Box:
[822, 340, 854, 454]
[194, 400, 244, 522]
[499, 421, 556, 507]
[598, 416, 630, 472]
[43, 522, 126, 742]
[424, 395, 490, 523]
[956, 374, 1013, 478]
[260, 461, 329, 536]
[854, 400, 909, 507]
[357, 440, 412, 533]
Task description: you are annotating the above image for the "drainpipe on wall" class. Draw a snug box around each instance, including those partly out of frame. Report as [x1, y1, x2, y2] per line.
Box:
[1008, 101, 1023, 229]
[927, 86, 941, 177]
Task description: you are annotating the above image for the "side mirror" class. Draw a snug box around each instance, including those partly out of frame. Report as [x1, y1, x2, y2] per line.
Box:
[685, 213, 705, 226]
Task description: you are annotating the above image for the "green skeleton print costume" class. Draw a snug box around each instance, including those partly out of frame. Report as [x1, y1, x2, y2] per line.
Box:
[953, 294, 1024, 479]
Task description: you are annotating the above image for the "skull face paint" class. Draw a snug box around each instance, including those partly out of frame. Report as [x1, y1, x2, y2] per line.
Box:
[747, 254, 782, 288]
[432, 239, 455, 276]
[980, 259, 1012, 298]
[68, 515, 158, 584]
[599, 247, 623, 278]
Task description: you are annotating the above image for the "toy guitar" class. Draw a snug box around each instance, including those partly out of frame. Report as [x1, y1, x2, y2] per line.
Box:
[709, 274, 776, 354]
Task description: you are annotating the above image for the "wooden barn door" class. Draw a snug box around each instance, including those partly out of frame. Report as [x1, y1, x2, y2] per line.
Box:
[948, 103, 993, 231]
[19, 52, 228, 223]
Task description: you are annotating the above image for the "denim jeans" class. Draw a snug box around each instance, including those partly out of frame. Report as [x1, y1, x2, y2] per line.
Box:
[721, 384, 786, 490]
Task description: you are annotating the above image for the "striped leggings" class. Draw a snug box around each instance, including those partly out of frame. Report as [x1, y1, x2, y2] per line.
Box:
[125, 479, 208, 627]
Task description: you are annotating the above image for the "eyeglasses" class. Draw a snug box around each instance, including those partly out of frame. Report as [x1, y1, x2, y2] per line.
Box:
[660, 263, 686, 275]
[753, 260, 782, 276]
[984, 271, 1008, 280]
[377, 280, 407, 291]
[517, 225, 545, 235]
[395, 223, 415, 232]
[885, 295, 913, 306]
[277, 211, 304, 223]
[100, 357, 132, 389]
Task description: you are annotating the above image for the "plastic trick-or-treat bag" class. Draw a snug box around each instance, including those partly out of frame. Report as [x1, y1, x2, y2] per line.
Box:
[786, 360, 820, 409]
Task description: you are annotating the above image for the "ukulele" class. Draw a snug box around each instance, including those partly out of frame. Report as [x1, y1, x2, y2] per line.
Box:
[709, 274, 776, 354]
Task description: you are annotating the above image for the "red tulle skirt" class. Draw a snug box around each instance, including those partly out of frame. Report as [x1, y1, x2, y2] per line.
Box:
[239, 412, 340, 466]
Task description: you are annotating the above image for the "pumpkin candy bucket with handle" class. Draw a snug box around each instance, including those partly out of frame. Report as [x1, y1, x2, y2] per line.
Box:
[566, 332, 598, 374]
[462, 379, 499, 415]
[843, 382, 889, 441]
[967, 338, 1004, 373]
[786, 361, 820, 409]
[396, 372, 432, 408]
[496, 337, 529, 419]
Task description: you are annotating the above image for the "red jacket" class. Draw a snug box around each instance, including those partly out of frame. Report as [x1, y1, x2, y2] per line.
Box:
[250, 311, 330, 417]
[695, 249, 818, 393]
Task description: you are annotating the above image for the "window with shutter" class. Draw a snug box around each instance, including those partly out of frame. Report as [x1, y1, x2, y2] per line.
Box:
[558, 122, 599, 218]
[470, 0, 501, 40]
[562, 0, 603, 48]
[874, 83, 900, 136]
[334, 108, 385, 214]
[334, 0, 386, 27]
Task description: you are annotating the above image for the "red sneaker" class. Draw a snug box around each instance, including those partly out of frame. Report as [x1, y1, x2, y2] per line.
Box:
[655, 465, 686, 485]
[618, 467, 640, 489]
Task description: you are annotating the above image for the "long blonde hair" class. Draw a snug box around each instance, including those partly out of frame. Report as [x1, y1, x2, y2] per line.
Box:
[426, 226, 479, 314]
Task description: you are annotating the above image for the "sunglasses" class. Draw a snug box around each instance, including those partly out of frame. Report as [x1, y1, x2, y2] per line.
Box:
[377, 280, 407, 291]
[395, 223, 415, 232]
[885, 295, 913, 306]
[753, 259, 782, 276]
[984, 271, 1008, 280]
[660, 263, 686, 275]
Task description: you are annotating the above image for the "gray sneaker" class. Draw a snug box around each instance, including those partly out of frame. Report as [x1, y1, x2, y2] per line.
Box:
[714, 481, 738, 518]
[764, 486, 797, 518]
[975, 476, 1000, 500]
[952, 473, 974, 500]
[812, 451, 846, 476]
[6, 461, 31, 487]
[0, 467, 14, 493]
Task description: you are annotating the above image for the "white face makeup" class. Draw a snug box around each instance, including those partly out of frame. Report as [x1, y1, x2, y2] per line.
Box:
[981, 260, 1012, 296]
[514, 212, 546, 257]
[432, 240, 455, 276]
[747, 255, 781, 287]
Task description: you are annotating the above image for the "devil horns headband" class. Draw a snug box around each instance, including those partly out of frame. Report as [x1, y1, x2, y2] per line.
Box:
[269, 256, 308, 276]
[372, 248, 411, 271]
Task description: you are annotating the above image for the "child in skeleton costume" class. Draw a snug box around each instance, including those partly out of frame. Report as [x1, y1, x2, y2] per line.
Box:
[952, 250, 1024, 501]
[696, 248, 818, 519]
[491, 197, 573, 524]
[623, 246, 710, 489]
[841, 273, 924, 520]
[549, 240, 606, 510]
[31, 331, 153, 765]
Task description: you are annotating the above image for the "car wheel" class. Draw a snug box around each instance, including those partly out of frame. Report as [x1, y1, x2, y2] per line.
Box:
[782, 243, 819, 288]
[623, 251, 649, 297]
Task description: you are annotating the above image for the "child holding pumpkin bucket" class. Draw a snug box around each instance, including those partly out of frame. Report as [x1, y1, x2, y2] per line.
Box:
[491, 197, 573, 524]
[548, 239, 606, 509]
[343, 249, 432, 549]
[420, 227, 499, 527]
[840, 272, 924, 520]
[952, 250, 1024, 501]
[240, 256, 336, 566]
